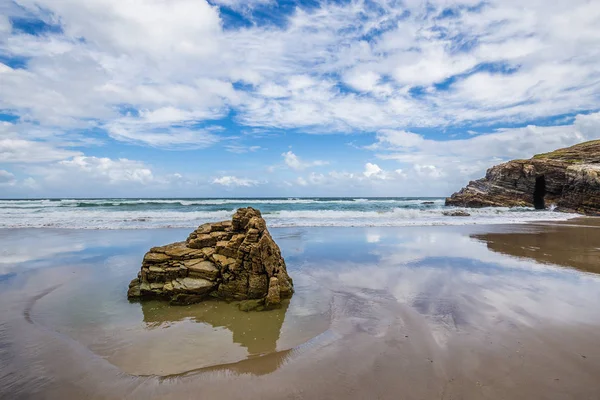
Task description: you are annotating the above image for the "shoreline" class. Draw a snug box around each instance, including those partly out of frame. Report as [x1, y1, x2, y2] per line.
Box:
[0, 197, 584, 230]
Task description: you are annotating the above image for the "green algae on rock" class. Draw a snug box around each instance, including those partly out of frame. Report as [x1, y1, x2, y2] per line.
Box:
[127, 207, 293, 307]
[446, 140, 600, 215]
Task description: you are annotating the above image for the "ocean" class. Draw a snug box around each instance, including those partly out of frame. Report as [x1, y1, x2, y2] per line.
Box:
[0, 197, 578, 229]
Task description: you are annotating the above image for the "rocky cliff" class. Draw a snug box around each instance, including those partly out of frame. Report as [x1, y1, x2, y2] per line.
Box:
[127, 207, 293, 308]
[446, 140, 600, 215]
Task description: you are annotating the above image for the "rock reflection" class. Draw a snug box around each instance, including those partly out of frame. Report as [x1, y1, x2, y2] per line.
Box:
[472, 222, 600, 274]
[139, 299, 291, 375]
[142, 299, 289, 355]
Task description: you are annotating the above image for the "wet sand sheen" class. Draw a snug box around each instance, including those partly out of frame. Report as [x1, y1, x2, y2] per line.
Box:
[473, 217, 600, 274]
[1, 223, 600, 399]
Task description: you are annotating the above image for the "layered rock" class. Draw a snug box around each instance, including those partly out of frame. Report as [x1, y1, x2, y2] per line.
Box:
[127, 207, 293, 307]
[446, 140, 600, 215]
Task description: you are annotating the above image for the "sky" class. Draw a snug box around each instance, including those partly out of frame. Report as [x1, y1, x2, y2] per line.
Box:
[0, 0, 599, 198]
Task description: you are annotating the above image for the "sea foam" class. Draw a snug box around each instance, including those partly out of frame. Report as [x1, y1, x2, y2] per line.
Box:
[0, 198, 578, 229]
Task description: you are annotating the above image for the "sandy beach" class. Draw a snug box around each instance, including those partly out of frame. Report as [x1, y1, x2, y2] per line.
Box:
[1, 220, 600, 400]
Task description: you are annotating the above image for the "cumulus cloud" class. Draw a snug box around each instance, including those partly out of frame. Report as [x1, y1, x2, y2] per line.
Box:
[212, 176, 259, 187]
[368, 111, 600, 193]
[363, 163, 383, 178]
[3, 155, 175, 197]
[290, 164, 411, 195]
[1, 0, 600, 197]
[57, 156, 155, 185]
[0, 137, 82, 163]
[105, 120, 223, 150]
[282, 151, 328, 170]
[2, 0, 598, 141]
[0, 170, 16, 186]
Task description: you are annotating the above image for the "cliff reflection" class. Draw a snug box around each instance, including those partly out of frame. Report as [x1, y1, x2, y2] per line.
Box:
[472, 222, 600, 274]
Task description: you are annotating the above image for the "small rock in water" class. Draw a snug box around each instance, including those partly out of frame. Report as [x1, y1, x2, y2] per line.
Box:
[442, 210, 471, 217]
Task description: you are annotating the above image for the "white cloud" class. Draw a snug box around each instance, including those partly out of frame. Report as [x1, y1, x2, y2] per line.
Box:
[22, 177, 38, 189]
[105, 120, 223, 150]
[4, 155, 173, 197]
[0, 137, 82, 163]
[0, 15, 10, 34]
[225, 145, 262, 154]
[368, 111, 600, 194]
[57, 156, 155, 185]
[1, 0, 600, 198]
[1, 0, 598, 142]
[282, 151, 328, 170]
[0, 170, 16, 186]
[363, 162, 383, 178]
[413, 164, 445, 179]
[209, 0, 273, 9]
[368, 130, 426, 149]
[212, 176, 259, 187]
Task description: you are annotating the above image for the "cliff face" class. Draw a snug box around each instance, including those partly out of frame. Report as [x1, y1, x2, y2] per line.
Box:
[446, 140, 600, 215]
[127, 207, 293, 307]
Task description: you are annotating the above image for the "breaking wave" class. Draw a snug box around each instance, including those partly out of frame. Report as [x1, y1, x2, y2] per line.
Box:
[0, 197, 578, 229]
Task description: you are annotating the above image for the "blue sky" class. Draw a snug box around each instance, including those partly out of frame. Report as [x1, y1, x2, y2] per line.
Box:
[1, 0, 599, 198]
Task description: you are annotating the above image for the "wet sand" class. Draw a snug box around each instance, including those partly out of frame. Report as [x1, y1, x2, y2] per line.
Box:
[473, 217, 600, 274]
[1, 222, 600, 399]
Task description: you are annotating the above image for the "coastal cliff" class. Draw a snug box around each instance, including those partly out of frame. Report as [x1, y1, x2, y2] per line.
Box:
[127, 207, 293, 308]
[446, 140, 600, 215]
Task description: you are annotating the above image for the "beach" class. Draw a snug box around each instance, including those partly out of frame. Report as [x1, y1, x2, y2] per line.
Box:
[1, 214, 600, 399]
[3, 0, 599, 396]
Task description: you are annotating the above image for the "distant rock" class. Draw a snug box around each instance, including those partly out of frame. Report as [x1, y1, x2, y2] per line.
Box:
[127, 207, 293, 308]
[422, 201, 435, 205]
[446, 140, 600, 215]
[442, 210, 471, 217]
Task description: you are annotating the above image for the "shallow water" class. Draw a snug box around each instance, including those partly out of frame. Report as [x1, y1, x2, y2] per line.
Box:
[1, 223, 600, 399]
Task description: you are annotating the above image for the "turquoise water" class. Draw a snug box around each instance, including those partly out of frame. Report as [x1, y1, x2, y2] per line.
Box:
[0, 197, 577, 229]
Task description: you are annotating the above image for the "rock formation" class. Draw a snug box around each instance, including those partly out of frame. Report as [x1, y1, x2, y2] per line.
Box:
[127, 207, 293, 308]
[446, 140, 600, 215]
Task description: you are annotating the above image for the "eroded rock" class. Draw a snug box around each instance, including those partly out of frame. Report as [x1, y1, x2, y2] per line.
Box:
[446, 140, 600, 215]
[127, 207, 293, 307]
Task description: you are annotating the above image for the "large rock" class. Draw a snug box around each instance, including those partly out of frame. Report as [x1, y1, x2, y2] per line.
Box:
[127, 207, 293, 306]
[446, 140, 600, 215]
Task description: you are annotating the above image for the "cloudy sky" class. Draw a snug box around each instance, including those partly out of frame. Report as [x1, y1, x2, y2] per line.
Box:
[1, 0, 599, 198]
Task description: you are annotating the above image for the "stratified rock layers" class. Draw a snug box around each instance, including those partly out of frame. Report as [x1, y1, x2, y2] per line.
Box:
[446, 140, 600, 215]
[127, 207, 293, 306]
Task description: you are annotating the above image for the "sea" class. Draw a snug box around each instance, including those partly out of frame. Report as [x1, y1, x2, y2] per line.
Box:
[0, 197, 579, 229]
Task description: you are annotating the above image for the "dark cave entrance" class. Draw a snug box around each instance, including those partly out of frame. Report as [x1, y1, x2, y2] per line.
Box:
[533, 175, 546, 210]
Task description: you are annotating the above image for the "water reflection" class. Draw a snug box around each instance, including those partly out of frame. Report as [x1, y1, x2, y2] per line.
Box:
[281, 225, 600, 341]
[2, 225, 600, 399]
[141, 299, 290, 358]
[472, 221, 600, 274]
[139, 299, 296, 376]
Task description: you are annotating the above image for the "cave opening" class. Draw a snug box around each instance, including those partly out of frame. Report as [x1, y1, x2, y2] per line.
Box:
[533, 175, 546, 210]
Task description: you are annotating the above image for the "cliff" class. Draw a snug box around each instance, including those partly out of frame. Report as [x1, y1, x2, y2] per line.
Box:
[446, 140, 600, 215]
[127, 207, 293, 308]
